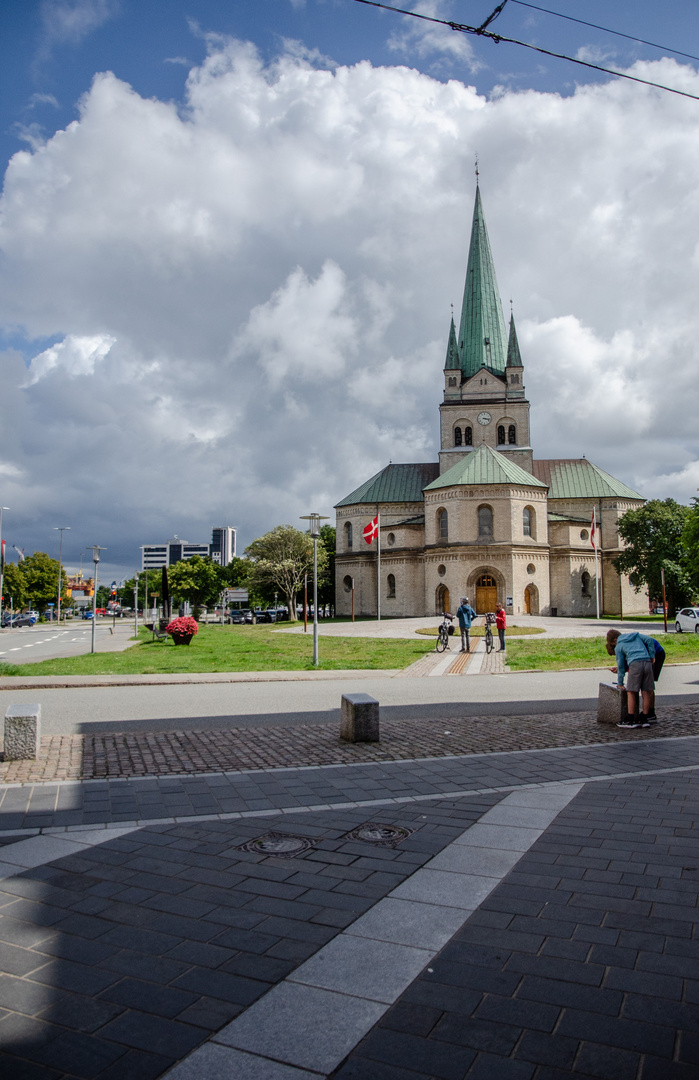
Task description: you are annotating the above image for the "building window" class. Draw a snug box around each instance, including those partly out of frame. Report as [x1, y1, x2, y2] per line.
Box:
[508, 424, 516, 444]
[387, 532, 395, 546]
[497, 425, 506, 445]
[344, 521, 353, 550]
[437, 563, 446, 577]
[581, 570, 591, 596]
[510, 373, 519, 384]
[464, 426, 472, 445]
[343, 575, 353, 593]
[448, 376, 457, 386]
[523, 507, 532, 537]
[478, 505, 493, 539]
[437, 508, 448, 540]
[454, 427, 462, 446]
[580, 529, 589, 541]
[527, 563, 536, 574]
[387, 574, 396, 598]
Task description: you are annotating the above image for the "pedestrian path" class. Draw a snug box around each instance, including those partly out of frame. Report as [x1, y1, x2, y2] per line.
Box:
[0, 738, 697, 1079]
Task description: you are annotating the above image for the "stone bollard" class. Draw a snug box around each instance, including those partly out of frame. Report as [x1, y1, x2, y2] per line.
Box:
[4, 704, 41, 760]
[340, 693, 380, 743]
[597, 683, 628, 725]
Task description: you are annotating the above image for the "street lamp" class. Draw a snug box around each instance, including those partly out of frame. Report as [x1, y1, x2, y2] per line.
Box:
[89, 546, 106, 654]
[299, 513, 329, 667]
[0, 507, 9, 630]
[54, 526, 70, 623]
[134, 573, 139, 638]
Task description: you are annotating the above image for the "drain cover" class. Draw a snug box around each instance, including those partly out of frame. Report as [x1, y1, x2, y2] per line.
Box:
[344, 822, 415, 847]
[237, 832, 316, 859]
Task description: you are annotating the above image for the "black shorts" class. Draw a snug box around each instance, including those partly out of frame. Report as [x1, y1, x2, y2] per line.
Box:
[653, 648, 665, 683]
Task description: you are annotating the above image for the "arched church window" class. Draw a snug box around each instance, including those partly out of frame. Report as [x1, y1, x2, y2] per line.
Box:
[464, 426, 472, 446]
[344, 522, 353, 550]
[387, 574, 396, 598]
[497, 425, 506, 445]
[508, 424, 516, 444]
[437, 508, 448, 540]
[454, 427, 462, 446]
[478, 506, 493, 539]
[448, 376, 457, 386]
[581, 570, 591, 597]
[523, 507, 532, 537]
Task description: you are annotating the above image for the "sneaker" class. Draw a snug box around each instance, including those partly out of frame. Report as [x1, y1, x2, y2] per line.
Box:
[645, 711, 657, 723]
[617, 719, 641, 729]
[640, 714, 657, 727]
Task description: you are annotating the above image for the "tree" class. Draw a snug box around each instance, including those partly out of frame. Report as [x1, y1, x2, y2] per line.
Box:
[21, 552, 65, 612]
[245, 525, 327, 621]
[166, 555, 225, 620]
[2, 562, 28, 610]
[614, 499, 692, 612]
[220, 557, 250, 588]
[681, 497, 699, 598]
[317, 524, 336, 613]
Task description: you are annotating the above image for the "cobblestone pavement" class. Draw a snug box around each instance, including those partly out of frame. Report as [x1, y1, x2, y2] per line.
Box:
[2, 702, 699, 785]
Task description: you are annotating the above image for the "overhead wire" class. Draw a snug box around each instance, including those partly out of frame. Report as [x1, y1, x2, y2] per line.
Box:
[350, 0, 699, 102]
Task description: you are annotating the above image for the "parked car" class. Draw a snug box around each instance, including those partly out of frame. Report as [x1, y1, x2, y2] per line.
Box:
[1, 613, 36, 628]
[674, 608, 699, 633]
[243, 609, 254, 624]
[229, 611, 246, 624]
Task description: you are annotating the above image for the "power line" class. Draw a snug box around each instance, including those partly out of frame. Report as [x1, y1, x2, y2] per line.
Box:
[510, 1, 699, 66]
[350, 0, 699, 102]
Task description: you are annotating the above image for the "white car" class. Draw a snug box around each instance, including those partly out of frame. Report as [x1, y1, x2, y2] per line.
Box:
[674, 607, 699, 633]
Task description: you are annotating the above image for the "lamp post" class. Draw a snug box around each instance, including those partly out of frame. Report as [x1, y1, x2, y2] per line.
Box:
[54, 526, 70, 623]
[0, 506, 9, 630]
[89, 546, 106, 654]
[299, 513, 329, 667]
[134, 573, 139, 638]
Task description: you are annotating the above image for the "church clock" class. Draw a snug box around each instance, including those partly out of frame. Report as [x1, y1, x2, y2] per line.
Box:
[477, 411, 492, 426]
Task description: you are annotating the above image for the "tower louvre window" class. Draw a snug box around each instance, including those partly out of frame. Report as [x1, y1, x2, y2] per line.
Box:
[497, 425, 506, 445]
[508, 424, 516, 444]
[464, 426, 472, 446]
[454, 427, 462, 446]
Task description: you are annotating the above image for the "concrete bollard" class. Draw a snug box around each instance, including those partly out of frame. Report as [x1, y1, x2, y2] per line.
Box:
[4, 704, 42, 760]
[597, 683, 628, 725]
[340, 693, 380, 743]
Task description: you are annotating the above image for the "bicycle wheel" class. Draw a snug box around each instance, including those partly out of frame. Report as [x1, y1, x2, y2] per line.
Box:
[485, 627, 493, 653]
[436, 626, 448, 652]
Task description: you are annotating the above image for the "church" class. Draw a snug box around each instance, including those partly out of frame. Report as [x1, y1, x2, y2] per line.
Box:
[334, 186, 647, 619]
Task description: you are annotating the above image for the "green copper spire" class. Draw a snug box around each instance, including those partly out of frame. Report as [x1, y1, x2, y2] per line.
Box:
[506, 312, 522, 367]
[444, 317, 460, 369]
[457, 186, 508, 379]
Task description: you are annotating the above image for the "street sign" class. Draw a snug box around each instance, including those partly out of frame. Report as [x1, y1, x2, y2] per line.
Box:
[224, 588, 248, 602]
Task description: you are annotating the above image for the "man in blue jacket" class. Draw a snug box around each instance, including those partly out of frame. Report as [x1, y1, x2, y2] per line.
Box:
[606, 629, 656, 728]
[457, 597, 476, 653]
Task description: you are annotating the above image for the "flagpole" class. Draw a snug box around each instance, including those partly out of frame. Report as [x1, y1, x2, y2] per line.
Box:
[593, 507, 600, 620]
[377, 511, 381, 622]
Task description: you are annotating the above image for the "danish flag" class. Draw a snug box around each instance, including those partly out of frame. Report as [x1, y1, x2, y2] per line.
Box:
[363, 515, 379, 544]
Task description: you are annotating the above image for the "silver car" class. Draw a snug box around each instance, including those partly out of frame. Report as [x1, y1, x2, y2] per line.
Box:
[674, 607, 699, 633]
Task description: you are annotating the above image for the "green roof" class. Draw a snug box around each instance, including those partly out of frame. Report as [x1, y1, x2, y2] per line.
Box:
[425, 445, 548, 491]
[335, 462, 440, 507]
[532, 459, 643, 500]
[444, 317, 460, 370]
[457, 186, 508, 380]
[506, 314, 522, 367]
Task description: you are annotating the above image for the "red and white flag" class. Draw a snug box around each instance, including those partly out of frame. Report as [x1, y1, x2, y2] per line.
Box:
[590, 508, 596, 549]
[363, 515, 379, 545]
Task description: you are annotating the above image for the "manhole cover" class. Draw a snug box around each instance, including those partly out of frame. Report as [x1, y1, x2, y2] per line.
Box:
[344, 822, 415, 847]
[237, 832, 316, 859]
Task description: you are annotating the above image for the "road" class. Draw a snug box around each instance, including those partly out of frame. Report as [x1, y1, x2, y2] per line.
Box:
[0, 621, 135, 665]
[1, 663, 698, 737]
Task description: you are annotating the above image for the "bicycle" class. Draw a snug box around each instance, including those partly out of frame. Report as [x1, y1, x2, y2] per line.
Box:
[484, 612, 496, 654]
[436, 612, 454, 652]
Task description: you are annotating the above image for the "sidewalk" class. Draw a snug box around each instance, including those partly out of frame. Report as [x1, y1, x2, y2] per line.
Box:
[0, 723, 698, 1078]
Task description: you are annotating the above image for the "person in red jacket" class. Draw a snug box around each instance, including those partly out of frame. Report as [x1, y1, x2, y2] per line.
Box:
[495, 602, 506, 651]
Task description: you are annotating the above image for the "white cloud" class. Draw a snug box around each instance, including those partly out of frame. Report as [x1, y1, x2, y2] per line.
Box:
[40, 0, 119, 46]
[1, 40, 699, 571]
[387, 0, 480, 70]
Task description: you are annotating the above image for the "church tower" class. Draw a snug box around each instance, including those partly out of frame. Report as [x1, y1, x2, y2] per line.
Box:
[440, 186, 533, 474]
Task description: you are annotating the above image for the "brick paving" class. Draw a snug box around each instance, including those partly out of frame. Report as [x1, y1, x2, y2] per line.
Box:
[0, 797, 502, 1080]
[3, 703, 699, 785]
[334, 771, 699, 1079]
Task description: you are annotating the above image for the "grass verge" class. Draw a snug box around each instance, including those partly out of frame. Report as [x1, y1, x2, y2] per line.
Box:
[507, 632, 699, 672]
[415, 624, 544, 637]
[0, 624, 435, 676]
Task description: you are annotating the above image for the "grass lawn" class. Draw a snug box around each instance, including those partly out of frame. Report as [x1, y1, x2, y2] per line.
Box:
[415, 624, 544, 638]
[0, 624, 436, 677]
[507, 632, 699, 672]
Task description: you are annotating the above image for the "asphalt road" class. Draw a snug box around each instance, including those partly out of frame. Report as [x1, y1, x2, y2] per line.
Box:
[1, 664, 698, 737]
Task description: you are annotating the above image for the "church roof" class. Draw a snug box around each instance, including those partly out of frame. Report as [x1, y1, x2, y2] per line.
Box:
[532, 459, 643, 500]
[444, 317, 460, 370]
[457, 186, 508, 380]
[335, 462, 440, 507]
[506, 314, 522, 367]
[425, 445, 548, 491]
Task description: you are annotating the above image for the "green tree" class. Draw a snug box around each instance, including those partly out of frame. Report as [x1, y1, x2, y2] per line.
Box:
[167, 555, 225, 620]
[681, 496, 699, 598]
[2, 562, 29, 610]
[317, 524, 336, 613]
[220, 557, 250, 588]
[21, 552, 65, 612]
[614, 499, 692, 612]
[245, 525, 327, 621]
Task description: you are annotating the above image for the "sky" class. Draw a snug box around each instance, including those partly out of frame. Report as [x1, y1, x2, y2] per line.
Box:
[1, 0, 699, 585]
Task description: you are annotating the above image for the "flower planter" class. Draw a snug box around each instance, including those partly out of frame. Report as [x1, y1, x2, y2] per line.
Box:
[170, 633, 193, 646]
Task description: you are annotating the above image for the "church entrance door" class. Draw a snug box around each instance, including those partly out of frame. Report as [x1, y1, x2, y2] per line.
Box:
[524, 584, 538, 615]
[436, 584, 450, 614]
[475, 574, 497, 614]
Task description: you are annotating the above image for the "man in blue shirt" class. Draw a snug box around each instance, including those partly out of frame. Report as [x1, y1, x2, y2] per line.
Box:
[457, 597, 476, 653]
[606, 629, 657, 728]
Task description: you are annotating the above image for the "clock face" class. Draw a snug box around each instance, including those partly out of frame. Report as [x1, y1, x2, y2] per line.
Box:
[477, 411, 492, 426]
